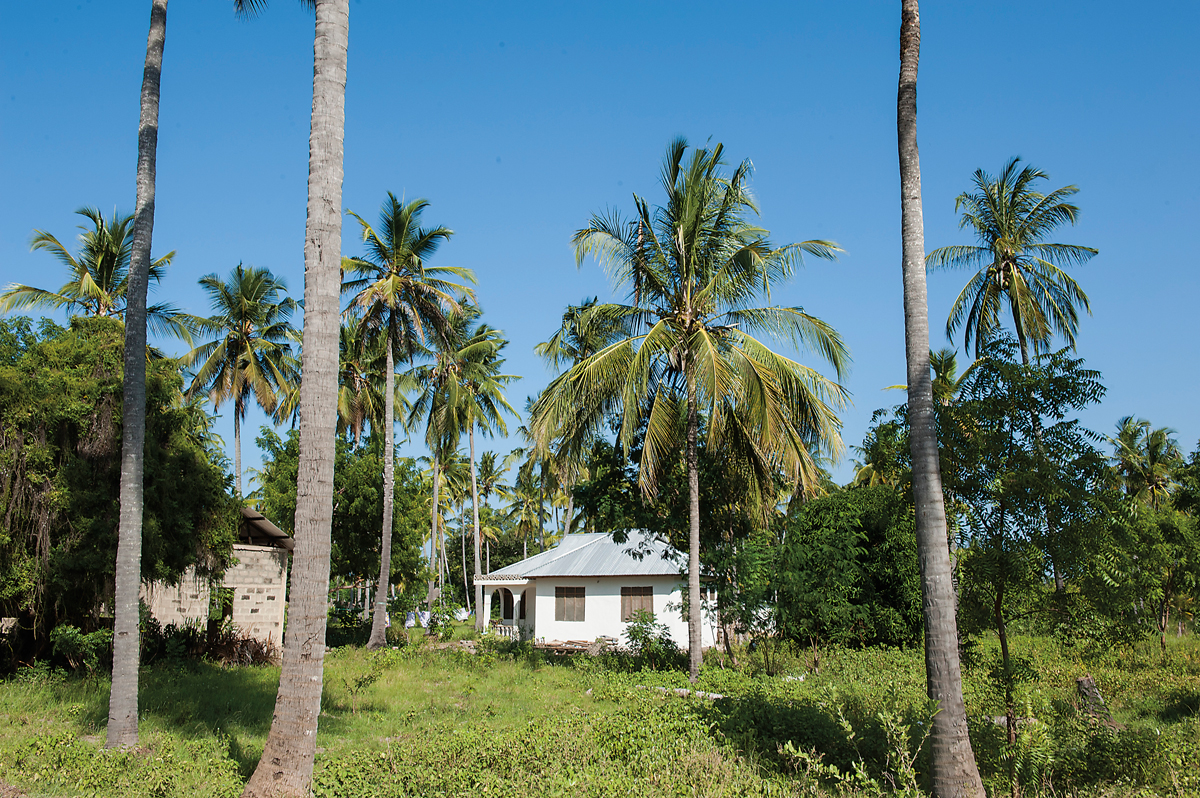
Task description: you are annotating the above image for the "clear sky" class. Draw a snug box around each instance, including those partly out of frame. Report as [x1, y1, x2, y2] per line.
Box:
[3, 1, 1197, 489]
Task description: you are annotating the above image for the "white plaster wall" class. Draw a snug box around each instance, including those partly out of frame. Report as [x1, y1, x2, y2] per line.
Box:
[531, 575, 716, 649]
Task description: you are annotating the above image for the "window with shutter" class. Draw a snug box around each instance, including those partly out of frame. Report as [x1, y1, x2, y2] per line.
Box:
[554, 586, 585, 622]
[621, 586, 653, 621]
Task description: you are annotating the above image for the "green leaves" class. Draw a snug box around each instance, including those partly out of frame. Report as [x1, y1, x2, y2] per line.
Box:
[534, 138, 848, 507]
[929, 157, 1096, 359]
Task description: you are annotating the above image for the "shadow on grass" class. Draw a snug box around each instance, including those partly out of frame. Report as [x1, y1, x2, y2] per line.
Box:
[1158, 687, 1200, 723]
[698, 692, 887, 777]
[79, 661, 280, 777]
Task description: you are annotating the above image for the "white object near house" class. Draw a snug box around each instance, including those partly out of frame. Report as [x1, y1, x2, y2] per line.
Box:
[475, 532, 717, 649]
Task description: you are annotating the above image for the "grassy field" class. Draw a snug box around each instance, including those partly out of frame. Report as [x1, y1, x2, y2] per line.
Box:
[1, 628, 1198, 797]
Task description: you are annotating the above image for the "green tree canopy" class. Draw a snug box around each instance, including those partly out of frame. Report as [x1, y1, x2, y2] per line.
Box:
[777, 485, 922, 648]
[0, 317, 237, 650]
[253, 428, 426, 594]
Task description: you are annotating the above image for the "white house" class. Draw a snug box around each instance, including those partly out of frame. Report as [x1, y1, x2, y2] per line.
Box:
[475, 532, 717, 649]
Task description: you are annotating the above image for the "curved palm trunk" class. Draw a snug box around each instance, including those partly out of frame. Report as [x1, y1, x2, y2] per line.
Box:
[470, 427, 484, 630]
[427, 452, 439, 616]
[686, 372, 702, 683]
[366, 336, 395, 650]
[107, 0, 167, 749]
[898, 3, 984, 795]
[242, 1, 347, 795]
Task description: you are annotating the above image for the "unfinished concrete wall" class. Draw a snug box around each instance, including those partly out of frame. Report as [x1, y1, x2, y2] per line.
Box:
[225, 544, 288, 644]
[142, 572, 211, 628]
[142, 543, 289, 645]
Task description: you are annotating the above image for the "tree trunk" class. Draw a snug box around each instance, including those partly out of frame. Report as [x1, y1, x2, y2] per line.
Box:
[897, 3, 985, 795]
[537, 464, 546, 553]
[460, 503, 469, 612]
[471, 427, 484, 630]
[366, 335, 395, 650]
[564, 493, 574, 536]
[234, 409, 243, 499]
[686, 370, 702, 683]
[427, 452, 439, 616]
[241, 1, 347, 795]
[107, 0, 167, 750]
[438, 513, 448, 600]
[1160, 596, 1170, 654]
[486, 540, 490, 574]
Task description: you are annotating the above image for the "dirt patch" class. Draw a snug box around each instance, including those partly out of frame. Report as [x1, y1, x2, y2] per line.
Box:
[0, 780, 28, 797]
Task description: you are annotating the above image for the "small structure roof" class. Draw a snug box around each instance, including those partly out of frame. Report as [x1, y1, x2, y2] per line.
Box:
[239, 507, 294, 551]
[486, 532, 680, 579]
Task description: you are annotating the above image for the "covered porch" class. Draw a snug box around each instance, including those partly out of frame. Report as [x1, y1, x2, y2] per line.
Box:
[474, 576, 535, 641]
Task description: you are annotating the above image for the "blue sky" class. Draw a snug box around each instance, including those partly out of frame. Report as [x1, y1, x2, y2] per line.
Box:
[3, 1, 1197, 490]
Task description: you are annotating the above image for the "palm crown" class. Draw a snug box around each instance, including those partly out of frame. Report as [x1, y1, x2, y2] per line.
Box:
[927, 157, 1097, 362]
[1110, 416, 1183, 509]
[533, 137, 849, 500]
[342, 194, 474, 362]
[183, 263, 300, 495]
[1, 206, 189, 341]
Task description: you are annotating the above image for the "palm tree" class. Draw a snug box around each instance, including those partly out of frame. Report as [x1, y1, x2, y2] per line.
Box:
[107, 0, 168, 750]
[504, 466, 544, 561]
[342, 193, 473, 650]
[405, 312, 513, 620]
[536, 298, 622, 538]
[184, 264, 300, 498]
[419, 450, 469, 604]
[445, 321, 517, 631]
[335, 316, 386, 443]
[532, 138, 849, 682]
[928, 158, 1097, 365]
[2, 207, 191, 341]
[1110, 417, 1182, 509]
[897, 2, 985, 794]
[476, 451, 509, 572]
[241, 1, 347, 795]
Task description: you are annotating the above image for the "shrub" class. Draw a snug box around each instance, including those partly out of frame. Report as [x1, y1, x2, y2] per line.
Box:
[48, 624, 112, 674]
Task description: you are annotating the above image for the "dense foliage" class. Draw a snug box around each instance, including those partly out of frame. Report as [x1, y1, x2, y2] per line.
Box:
[777, 486, 922, 648]
[0, 316, 237, 651]
[253, 428, 426, 596]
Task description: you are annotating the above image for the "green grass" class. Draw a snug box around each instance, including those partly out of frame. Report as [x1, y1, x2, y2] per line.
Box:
[1, 633, 1198, 796]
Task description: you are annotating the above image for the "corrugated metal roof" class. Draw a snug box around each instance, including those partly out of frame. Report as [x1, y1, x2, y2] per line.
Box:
[488, 532, 681, 578]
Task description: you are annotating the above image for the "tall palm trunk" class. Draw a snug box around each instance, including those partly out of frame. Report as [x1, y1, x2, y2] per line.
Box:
[242, 1, 347, 795]
[686, 371, 702, 683]
[366, 335, 395, 649]
[897, 3, 984, 795]
[537, 463, 546, 552]
[234, 408, 243, 498]
[470, 427, 484, 630]
[427, 452, 439, 616]
[460, 507, 469, 611]
[107, 0, 167, 749]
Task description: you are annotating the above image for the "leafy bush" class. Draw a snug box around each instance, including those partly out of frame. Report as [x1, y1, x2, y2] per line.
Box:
[777, 486, 922, 648]
[49, 624, 112, 674]
[624, 610, 684, 671]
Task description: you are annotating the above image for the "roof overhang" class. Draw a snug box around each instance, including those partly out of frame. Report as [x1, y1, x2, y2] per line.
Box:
[239, 507, 294, 551]
[475, 577, 532, 587]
